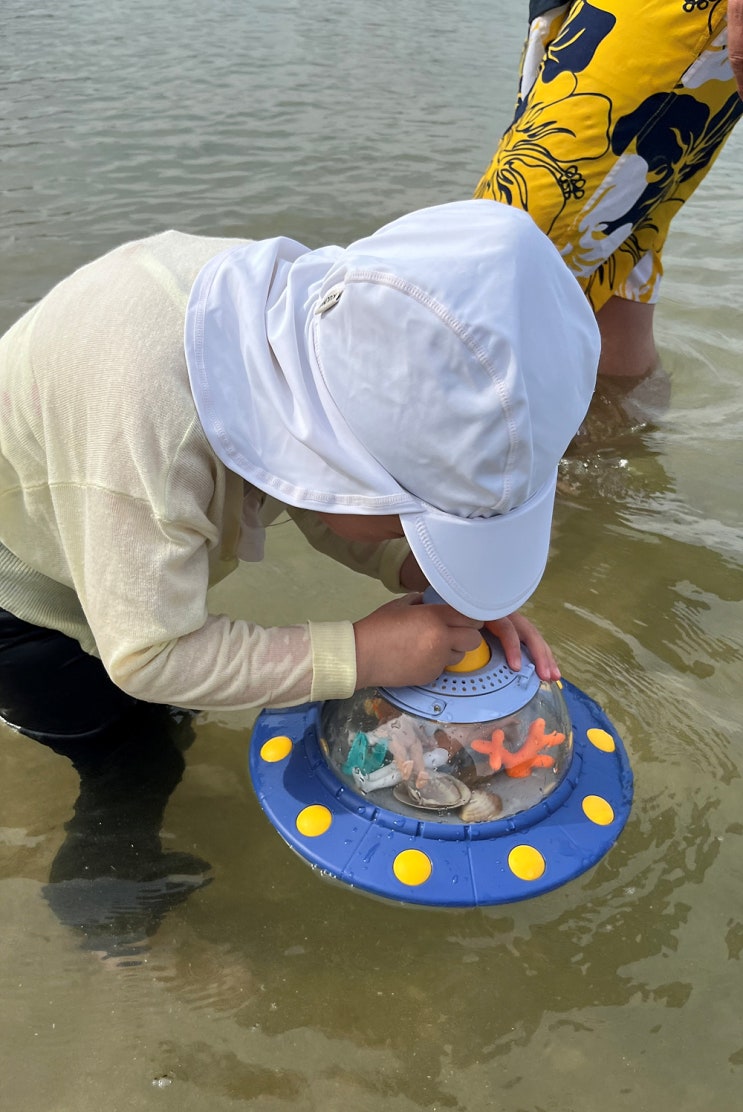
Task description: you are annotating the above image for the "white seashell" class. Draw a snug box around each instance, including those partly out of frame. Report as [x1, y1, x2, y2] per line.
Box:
[459, 788, 503, 823]
[393, 772, 471, 811]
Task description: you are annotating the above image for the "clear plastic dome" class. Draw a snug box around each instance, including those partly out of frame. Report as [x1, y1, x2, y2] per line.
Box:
[320, 672, 574, 825]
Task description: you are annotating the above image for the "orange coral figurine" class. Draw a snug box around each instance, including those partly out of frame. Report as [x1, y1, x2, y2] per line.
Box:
[471, 728, 507, 771]
[471, 718, 565, 778]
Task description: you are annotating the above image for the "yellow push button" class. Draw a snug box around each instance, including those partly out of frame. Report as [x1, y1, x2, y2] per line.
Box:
[445, 637, 491, 673]
[296, 805, 333, 837]
[259, 735, 293, 762]
[392, 849, 433, 886]
[582, 795, 615, 826]
[586, 728, 616, 753]
[508, 844, 546, 881]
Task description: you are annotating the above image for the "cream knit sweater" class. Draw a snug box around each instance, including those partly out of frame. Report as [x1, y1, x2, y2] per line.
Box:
[0, 231, 409, 711]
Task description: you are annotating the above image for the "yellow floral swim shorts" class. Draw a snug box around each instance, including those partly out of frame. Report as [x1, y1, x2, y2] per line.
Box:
[475, 0, 743, 310]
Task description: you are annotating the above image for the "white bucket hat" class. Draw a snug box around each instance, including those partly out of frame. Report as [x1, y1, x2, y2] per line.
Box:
[185, 200, 599, 619]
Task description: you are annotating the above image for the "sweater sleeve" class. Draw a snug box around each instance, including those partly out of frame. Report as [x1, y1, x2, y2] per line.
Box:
[50, 440, 357, 711]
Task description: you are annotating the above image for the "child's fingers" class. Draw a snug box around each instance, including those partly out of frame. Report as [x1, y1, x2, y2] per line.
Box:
[449, 625, 486, 657]
[485, 617, 522, 673]
[510, 614, 560, 681]
[484, 612, 561, 682]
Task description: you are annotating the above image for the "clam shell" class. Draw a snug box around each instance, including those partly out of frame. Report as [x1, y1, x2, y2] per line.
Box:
[393, 772, 471, 811]
[459, 788, 503, 823]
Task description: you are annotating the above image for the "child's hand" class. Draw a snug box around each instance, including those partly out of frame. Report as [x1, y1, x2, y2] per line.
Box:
[484, 612, 560, 683]
[353, 594, 483, 690]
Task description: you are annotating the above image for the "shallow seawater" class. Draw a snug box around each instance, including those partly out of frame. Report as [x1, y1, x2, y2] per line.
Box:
[2, 2, 743, 1110]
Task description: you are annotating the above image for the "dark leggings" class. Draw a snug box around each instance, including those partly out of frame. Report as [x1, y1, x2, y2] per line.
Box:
[0, 608, 138, 741]
[0, 609, 209, 961]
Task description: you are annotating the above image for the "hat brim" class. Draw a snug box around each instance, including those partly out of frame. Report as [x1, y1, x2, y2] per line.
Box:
[400, 471, 558, 621]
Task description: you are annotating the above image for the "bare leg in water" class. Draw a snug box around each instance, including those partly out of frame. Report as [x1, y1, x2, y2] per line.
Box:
[596, 299, 658, 380]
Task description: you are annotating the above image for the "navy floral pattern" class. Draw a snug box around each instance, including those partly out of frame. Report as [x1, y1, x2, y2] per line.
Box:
[606, 90, 743, 239]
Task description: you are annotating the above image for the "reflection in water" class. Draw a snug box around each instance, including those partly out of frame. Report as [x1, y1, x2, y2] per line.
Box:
[37, 706, 212, 965]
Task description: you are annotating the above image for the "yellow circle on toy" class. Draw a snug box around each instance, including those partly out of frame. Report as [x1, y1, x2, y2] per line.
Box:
[295, 805, 333, 837]
[586, 727, 616, 753]
[392, 848, 433, 886]
[445, 637, 491, 673]
[260, 735, 293, 763]
[582, 795, 615, 826]
[508, 844, 546, 881]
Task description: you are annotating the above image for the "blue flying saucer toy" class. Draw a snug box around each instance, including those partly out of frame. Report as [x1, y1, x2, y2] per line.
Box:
[249, 621, 632, 908]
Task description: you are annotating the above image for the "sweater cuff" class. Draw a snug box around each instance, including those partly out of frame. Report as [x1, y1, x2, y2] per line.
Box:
[378, 537, 412, 593]
[308, 620, 357, 701]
